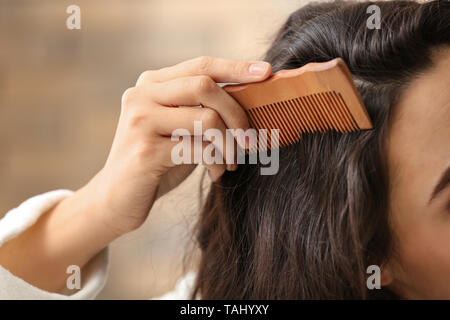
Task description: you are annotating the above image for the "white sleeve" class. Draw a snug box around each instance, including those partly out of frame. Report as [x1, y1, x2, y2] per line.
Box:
[0, 190, 109, 300]
[152, 271, 198, 300]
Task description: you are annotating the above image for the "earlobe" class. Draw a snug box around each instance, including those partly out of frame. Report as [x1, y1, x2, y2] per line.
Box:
[381, 264, 394, 286]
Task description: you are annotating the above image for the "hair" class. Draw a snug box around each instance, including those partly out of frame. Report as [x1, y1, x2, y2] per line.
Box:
[189, 0, 450, 299]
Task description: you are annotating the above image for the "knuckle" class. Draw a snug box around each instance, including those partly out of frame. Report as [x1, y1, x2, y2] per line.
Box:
[127, 112, 147, 129]
[121, 87, 140, 106]
[200, 108, 221, 128]
[233, 62, 247, 78]
[194, 75, 216, 95]
[194, 55, 212, 73]
[136, 70, 154, 85]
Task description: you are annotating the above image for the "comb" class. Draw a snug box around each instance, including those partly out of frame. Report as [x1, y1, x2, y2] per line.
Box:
[222, 58, 372, 153]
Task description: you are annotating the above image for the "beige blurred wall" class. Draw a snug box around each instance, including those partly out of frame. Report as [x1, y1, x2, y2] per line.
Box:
[0, 0, 307, 299]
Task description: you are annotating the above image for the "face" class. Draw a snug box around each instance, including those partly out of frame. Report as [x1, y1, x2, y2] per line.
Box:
[384, 47, 450, 299]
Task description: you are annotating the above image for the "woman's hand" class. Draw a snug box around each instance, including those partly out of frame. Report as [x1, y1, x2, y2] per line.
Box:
[0, 56, 271, 293]
[86, 56, 272, 237]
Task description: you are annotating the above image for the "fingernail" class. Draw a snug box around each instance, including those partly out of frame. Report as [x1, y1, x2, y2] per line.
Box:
[248, 62, 269, 75]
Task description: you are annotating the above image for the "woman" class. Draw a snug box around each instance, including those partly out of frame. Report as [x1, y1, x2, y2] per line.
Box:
[0, 0, 449, 299]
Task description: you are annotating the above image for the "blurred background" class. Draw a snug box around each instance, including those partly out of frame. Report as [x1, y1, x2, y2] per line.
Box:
[0, 0, 306, 299]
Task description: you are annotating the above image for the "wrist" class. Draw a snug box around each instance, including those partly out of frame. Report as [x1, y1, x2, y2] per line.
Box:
[79, 167, 160, 238]
[74, 173, 126, 241]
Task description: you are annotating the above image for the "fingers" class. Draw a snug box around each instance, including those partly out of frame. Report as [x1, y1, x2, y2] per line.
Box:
[121, 56, 269, 179]
[162, 137, 228, 182]
[146, 76, 250, 137]
[120, 87, 239, 168]
[136, 56, 272, 85]
[153, 106, 237, 167]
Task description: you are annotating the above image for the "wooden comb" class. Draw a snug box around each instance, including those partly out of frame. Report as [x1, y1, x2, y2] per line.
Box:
[222, 58, 372, 152]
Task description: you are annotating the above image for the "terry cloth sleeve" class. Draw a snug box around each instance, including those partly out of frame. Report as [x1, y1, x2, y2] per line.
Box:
[152, 271, 198, 300]
[0, 189, 109, 300]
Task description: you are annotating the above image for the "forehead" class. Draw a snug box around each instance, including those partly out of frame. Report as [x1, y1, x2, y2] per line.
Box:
[386, 47, 450, 207]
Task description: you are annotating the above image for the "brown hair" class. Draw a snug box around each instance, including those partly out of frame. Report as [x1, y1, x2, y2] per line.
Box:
[189, 0, 450, 299]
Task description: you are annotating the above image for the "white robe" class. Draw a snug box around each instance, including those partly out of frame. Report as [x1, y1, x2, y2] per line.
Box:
[0, 190, 196, 300]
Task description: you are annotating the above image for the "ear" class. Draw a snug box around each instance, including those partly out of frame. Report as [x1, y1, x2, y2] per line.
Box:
[380, 263, 394, 286]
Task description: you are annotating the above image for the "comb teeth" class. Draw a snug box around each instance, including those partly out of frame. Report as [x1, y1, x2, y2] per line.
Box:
[222, 58, 373, 154]
[246, 91, 359, 153]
